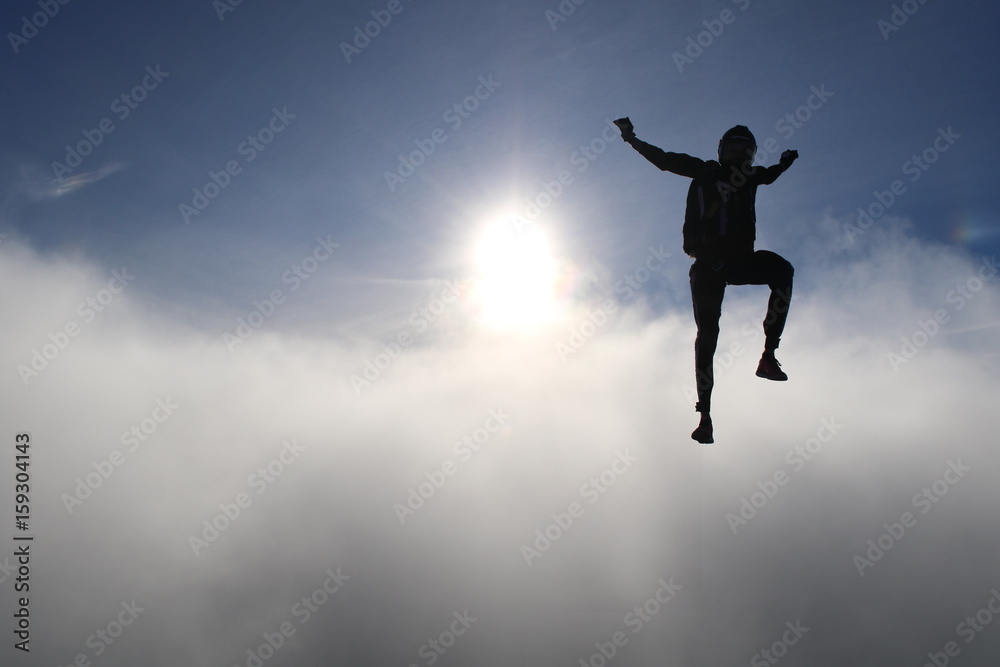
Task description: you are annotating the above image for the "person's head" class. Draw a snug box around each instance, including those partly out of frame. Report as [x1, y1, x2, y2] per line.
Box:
[718, 125, 757, 167]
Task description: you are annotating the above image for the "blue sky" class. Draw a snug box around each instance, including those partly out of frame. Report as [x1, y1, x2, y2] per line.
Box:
[2, 1, 1000, 666]
[3, 0, 997, 324]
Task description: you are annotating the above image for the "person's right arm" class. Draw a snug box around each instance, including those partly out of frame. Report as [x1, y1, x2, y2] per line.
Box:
[625, 136, 709, 178]
[614, 118, 709, 178]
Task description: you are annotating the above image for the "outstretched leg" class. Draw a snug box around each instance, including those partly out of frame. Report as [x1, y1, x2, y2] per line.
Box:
[690, 260, 725, 443]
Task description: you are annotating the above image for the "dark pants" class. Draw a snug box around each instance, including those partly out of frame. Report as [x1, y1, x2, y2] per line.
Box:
[689, 250, 793, 413]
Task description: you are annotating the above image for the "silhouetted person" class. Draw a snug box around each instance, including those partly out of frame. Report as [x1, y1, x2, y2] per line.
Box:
[614, 118, 797, 444]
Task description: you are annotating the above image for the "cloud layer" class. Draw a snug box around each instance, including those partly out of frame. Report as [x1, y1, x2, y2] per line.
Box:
[1, 215, 999, 666]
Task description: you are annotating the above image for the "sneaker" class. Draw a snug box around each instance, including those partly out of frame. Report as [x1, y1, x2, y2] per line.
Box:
[691, 419, 714, 444]
[756, 352, 788, 381]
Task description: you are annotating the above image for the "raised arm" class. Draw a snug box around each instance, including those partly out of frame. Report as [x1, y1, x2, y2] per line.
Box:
[753, 150, 799, 185]
[614, 117, 710, 179]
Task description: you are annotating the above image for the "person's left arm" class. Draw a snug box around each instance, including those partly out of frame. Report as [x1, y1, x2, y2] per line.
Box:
[753, 150, 798, 185]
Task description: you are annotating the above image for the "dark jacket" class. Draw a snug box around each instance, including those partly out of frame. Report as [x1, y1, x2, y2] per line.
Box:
[626, 136, 790, 260]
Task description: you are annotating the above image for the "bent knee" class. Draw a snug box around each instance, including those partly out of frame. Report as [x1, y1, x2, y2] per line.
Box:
[773, 256, 794, 284]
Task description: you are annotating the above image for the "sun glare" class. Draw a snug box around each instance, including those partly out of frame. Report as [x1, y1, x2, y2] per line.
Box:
[471, 217, 561, 331]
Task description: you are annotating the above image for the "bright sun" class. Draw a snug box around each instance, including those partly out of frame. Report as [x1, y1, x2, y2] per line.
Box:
[471, 216, 561, 331]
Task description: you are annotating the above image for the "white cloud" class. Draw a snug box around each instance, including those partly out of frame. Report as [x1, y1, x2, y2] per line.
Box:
[1, 216, 998, 666]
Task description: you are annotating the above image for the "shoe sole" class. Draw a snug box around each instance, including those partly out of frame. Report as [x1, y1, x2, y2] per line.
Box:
[691, 430, 714, 444]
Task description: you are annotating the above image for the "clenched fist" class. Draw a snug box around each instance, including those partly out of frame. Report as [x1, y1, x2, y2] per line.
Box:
[780, 149, 798, 167]
[614, 117, 635, 141]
